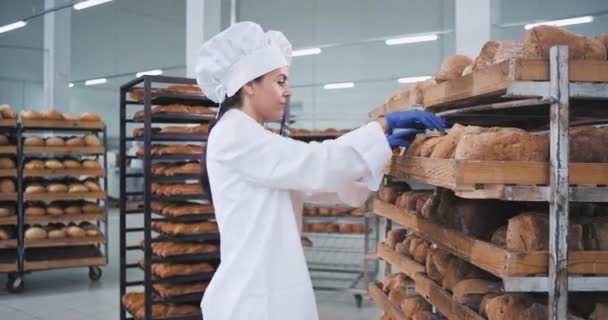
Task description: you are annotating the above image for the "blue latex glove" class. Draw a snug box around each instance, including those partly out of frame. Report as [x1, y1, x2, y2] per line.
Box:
[383, 110, 445, 134]
[387, 129, 422, 149]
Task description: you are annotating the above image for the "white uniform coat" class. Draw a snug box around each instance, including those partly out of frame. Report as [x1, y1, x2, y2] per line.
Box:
[201, 109, 392, 320]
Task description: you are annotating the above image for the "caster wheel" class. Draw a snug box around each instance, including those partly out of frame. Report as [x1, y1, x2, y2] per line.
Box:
[6, 275, 24, 293]
[354, 294, 362, 308]
[89, 266, 102, 281]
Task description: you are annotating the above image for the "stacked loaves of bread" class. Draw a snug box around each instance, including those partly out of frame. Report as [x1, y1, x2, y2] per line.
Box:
[379, 272, 432, 318]
[129, 84, 203, 101]
[133, 104, 215, 119]
[303, 206, 366, 217]
[0, 205, 15, 218]
[151, 221, 218, 235]
[132, 124, 209, 137]
[122, 292, 200, 320]
[143, 239, 219, 257]
[0, 104, 17, 119]
[151, 201, 213, 217]
[0, 225, 15, 241]
[151, 161, 202, 176]
[24, 201, 103, 217]
[302, 222, 367, 234]
[24, 134, 102, 148]
[136, 144, 205, 156]
[25, 179, 102, 194]
[24, 222, 101, 240]
[150, 183, 203, 197]
[24, 158, 101, 170]
[21, 109, 101, 122]
[138, 258, 215, 278]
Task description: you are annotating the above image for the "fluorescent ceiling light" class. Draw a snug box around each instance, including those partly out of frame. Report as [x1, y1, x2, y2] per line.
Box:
[385, 34, 438, 46]
[69, 83, 74, 88]
[136, 69, 163, 77]
[292, 48, 322, 57]
[398, 76, 432, 84]
[323, 82, 355, 90]
[525, 16, 594, 30]
[85, 78, 107, 86]
[73, 0, 113, 10]
[0, 21, 27, 34]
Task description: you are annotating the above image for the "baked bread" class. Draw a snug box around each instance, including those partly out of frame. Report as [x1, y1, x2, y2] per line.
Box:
[24, 136, 45, 146]
[490, 226, 508, 247]
[159, 203, 214, 216]
[47, 183, 68, 193]
[48, 229, 67, 239]
[81, 159, 100, 169]
[163, 84, 202, 93]
[386, 229, 408, 249]
[524, 25, 607, 60]
[25, 160, 45, 170]
[46, 137, 65, 147]
[84, 179, 101, 191]
[388, 289, 408, 307]
[473, 41, 524, 71]
[63, 158, 82, 169]
[0, 158, 15, 169]
[454, 127, 549, 161]
[0, 179, 14, 193]
[128, 87, 160, 101]
[64, 205, 81, 215]
[484, 294, 532, 320]
[151, 183, 203, 196]
[409, 79, 437, 105]
[65, 137, 85, 147]
[409, 237, 431, 264]
[412, 311, 441, 320]
[153, 282, 208, 298]
[383, 272, 413, 293]
[160, 124, 210, 134]
[151, 221, 219, 235]
[0, 135, 9, 145]
[399, 296, 432, 316]
[134, 105, 215, 118]
[25, 183, 46, 194]
[570, 126, 608, 163]
[25, 227, 47, 240]
[45, 159, 64, 169]
[66, 226, 86, 237]
[0, 207, 12, 217]
[132, 128, 144, 137]
[0, 105, 16, 119]
[83, 134, 101, 146]
[141, 260, 215, 278]
[141, 144, 205, 156]
[303, 207, 318, 216]
[21, 110, 43, 120]
[425, 247, 455, 283]
[325, 223, 340, 233]
[435, 55, 474, 82]
[82, 202, 103, 213]
[452, 279, 502, 310]
[352, 223, 367, 233]
[149, 241, 219, 257]
[42, 109, 64, 120]
[379, 183, 410, 204]
[0, 227, 13, 240]
[302, 237, 313, 247]
[338, 223, 354, 233]
[62, 112, 79, 121]
[506, 212, 584, 251]
[68, 183, 89, 193]
[591, 303, 608, 320]
[79, 112, 101, 121]
[25, 206, 46, 216]
[462, 64, 473, 76]
[46, 205, 64, 216]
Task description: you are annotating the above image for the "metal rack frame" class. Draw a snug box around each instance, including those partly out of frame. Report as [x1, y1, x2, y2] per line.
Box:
[375, 46, 608, 319]
[119, 75, 218, 320]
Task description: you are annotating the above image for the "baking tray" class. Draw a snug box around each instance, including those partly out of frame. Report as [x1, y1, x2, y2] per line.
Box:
[132, 112, 215, 124]
[150, 174, 202, 182]
[152, 211, 215, 222]
[153, 289, 205, 304]
[152, 229, 221, 242]
[138, 263, 216, 284]
[151, 194, 208, 202]
[150, 251, 220, 263]
[129, 130, 208, 142]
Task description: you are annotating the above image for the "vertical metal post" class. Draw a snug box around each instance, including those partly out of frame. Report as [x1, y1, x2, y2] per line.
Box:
[119, 87, 127, 320]
[16, 124, 23, 279]
[548, 45, 569, 320]
[230, 0, 238, 25]
[102, 126, 108, 262]
[143, 76, 153, 320]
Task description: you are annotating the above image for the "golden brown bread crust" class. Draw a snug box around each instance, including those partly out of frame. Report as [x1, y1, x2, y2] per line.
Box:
[524, 25, 607, 60]
[25, 183, 46, 194]
[159, 124, 209, 134]
[46, 137, 65, 147]
[149, 241, 219, 257]
[68, 183, 88, 193]
[79, 112, 101, 121]
[123, 292, 201, 319]
[138, 260, 215, 278]
[134, 104, 215, 119]
[65, 137, 85, 147]
[151, 183, 203, 196]
[152, 162, 202, 176]
[138, 144, 205, 156]
[81, 159, 100, 169]
[0, 179, 15, 193]
[0, 105, 16, 119]
[386, 229, 408, 249]
[83, 134, 101, 147]
[0, 158, 15, 169]
[21, 110, 43, 120]
[47, 183, 68, 193]
[163, 84, 202, 94]
[62, 112, 79, 121]
[45, 159, 64, 169]
[160, 203, 214, 216]
[42, 109, 64, 120]
[153, 282, 208, 297]
[62, 158, 81, 169]
[435, 55, 474, 82]
[473, 41, 523, 71]
[151, 221, 218, 235]
[25, 160, 45, 170]
[506, 212, 584, 251]
[82, 202, 103, 213]
[24, 137, 45, 146]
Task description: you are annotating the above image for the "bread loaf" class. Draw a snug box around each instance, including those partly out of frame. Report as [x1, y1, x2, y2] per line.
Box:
[45, 159, 64, 169]
[0, 158, 15, 169]
[24, 136, 45, 146]
[485, 294, 532, 320]
[490, 226, 507, 247]
[63, 159, 81, 169]
[429, 124, 467, 159]
[48, 229, 67, 239]
[25, 160, 45, 170]
[399, 296, 432, 316]
[42, 109, 63, 120]
[435, 55, 473, 82]
[46, 137, 65, 147]
[66, 226, 86, 237]
[524, 25, 607, 60]
[379, 183, 410, 204]
[47, 183, 68, 193]
[386, 229, 408, 249]
[83, 134, 101, 146]
[454, 128, 549, 161]
[82, 202, 103, 213]
[338, 223, 353, 233]
[479, 293, 502, 317]
[473, 41, 524, 71]
[388, 289, 408, 306]
[0, 135, 8, 146]
[64, 205, 81, 215]
[46, 205, 64, 216]
[21, 110, 43, 120]
[301, 237, 313, 247]
[506, 212, 584, 251]
[591, 303, 608, 320]
[25, 227, 47, 239]
[25, 183, 46, 194]
[25, 206, 45, 216]
[442, 258, 486, 292]
[412, 311, 440, 320]
[62, 112, 79, 121]
[452, 279, 502, 310]
[395, 238, 411, 256]
[68, 183, 88, 193]
[409, 79, 437, 105]
[462, 64, 473, 76]
[65, 137, 85, 147]
[425, 247, 454, 283]
[0, 179, 14, 192]
[79, 112, 101, 121]
[570, 126, 608, 163]
[0, 207, 12, 217]
[0, 105, 16, 119]
[409, 237, 431, 263]
[84, 179, 101, 191]
[383, 272, 412, 293]
[0, 227, 13, 240]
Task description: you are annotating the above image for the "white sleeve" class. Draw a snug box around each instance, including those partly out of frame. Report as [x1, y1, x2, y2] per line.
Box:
[303, 182, 373, 208]
[212, 119, 391, 194]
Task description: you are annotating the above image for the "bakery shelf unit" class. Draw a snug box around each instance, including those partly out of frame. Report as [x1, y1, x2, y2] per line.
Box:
[0, 119, 18, 284]
[6, 119, 109, 293]
[289, 125, 381, 308]
[119, 75, 218, 320]
[370, 46, 608, 319]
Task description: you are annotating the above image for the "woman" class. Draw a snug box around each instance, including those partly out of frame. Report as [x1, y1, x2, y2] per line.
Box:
[195, 22, 444, 320]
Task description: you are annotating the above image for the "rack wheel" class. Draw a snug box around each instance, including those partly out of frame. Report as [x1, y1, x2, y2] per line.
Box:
[354, 294, 362, 308]
[6, 274, 24, 293]
[89, 266, 102, 281]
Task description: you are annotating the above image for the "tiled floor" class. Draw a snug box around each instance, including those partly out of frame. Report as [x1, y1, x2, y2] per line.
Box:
[0, 212, 382, 320]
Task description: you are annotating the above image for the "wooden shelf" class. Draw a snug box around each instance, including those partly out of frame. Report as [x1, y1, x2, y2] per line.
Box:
[367, 283, 408, 320]
[24, 168, 105, 177]
[25, 235, 106, 248]
[0, 169, 17, 177]
[21, 119, 105, 130]
[25, 213, 105, 224]
[24, 146, 105, 155]
[0, 193, 17, 201]
[377, 243, 424, 279]
[24, 191, 106, 201]
[423, 58, 608, 111]
[0, 261, 16, 272]
[0, 215, 16, 225]
[0, 146, 17, 155]
[24, 246, 106, 271]
[0, 239, 17, 249]
[373, 198, 608, 277]
[386, 156, 608, 199]
[0, 119, 17, 128]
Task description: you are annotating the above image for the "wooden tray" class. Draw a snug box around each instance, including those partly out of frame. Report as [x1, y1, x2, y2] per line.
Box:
[24, 246, 106, 271]
[0, 119, 17, 128]
[0, 215, 16, 226]
[424, 59, 608, 111]
[25, 235, 106, 248]
[21, 119, 105, 130]
[25, 213, 105, 224]
[374, 198, 608, 277]
[0, 261, 16, 272]
[0, 239, 17, 249]
[0, 146, 17, 155]
[24, 146, 105, 155]
[0, 193, 18, 201]
[0, 169, 17, 177]
[387, 156, 608, 198]
[367, 283, 408, 320]
[24, 168, 105, 178]
[24, 191, 107, 201]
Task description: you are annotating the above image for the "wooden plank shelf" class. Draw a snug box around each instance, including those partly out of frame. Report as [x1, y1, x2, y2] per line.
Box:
[0, 261, 17, 272]
[25, 235, 106, 248]
[24, 146, 105, 155]
[0, 119, 17, 128]
[21, 119, 105, 130]
[0, 215, 16, 226]
[387, 156, 608, 200]
[367, 283, 408, 320]
[24, 246, 106, 271]
[373, 198, 608, 277]
[0, 146, 17, 155]
[377, 243, 425, 279]
[0, 169, 17, 177]
[0, 239, 17, 249]
[0, 193, 18, 201]
[25, 213, 105, 224]
[23, 168, 105, 178]
[423, 59, 608, 111]
[24, 191, 107, 201]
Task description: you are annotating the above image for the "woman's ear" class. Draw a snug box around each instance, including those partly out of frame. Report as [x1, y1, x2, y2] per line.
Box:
[242, 81, 256, 96]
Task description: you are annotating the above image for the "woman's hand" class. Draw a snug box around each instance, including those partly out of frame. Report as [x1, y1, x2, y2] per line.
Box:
[382, 110, 445, 134]
[387, 129, 422, 149]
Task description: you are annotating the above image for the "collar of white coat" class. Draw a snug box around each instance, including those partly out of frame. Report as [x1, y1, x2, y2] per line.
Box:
[225, 108, 261, 125]
[221, 45, 288, 99]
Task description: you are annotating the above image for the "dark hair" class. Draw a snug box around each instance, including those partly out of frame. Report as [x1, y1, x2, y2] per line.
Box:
[200, 75, 264, 201]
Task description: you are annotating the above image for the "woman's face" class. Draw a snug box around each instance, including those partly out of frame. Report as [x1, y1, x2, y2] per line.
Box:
[244, 66, 291, 122]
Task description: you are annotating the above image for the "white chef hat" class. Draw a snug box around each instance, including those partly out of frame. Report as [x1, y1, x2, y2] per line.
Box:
[195, 21, 293, 104]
